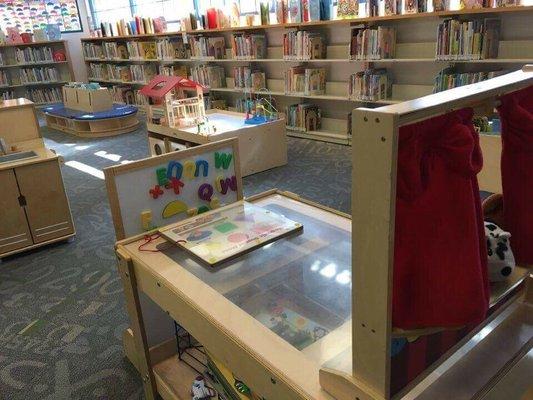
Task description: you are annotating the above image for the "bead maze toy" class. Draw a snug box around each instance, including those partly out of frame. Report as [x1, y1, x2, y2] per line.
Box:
[44, 82, 139, 138]
[242, 89, 280, 125]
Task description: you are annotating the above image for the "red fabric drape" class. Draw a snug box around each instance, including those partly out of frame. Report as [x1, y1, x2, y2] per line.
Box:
[393, 108, 489, 329]
[497, 85, 533, 265]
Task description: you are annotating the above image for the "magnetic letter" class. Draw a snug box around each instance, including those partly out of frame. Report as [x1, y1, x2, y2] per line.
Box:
[215, 152, 233, 169]
[156, 167, 168, 186]
[149, 185, 164, 199]
[195, 160, 209, 177]
[183, 160, 196, 180]
[167, 161, 183, 180]
[214, 175, 224, 193]
[198, 183, 213, 202]
[219, 176, 237, 195]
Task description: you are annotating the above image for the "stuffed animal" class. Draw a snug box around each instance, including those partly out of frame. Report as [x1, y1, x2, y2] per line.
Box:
[484, 222, 515, 282]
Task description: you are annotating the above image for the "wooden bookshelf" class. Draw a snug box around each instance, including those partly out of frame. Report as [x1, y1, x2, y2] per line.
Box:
[81, 6, 533, 145]
[80, 6, 533, 41]
[0, 40, 74, 105]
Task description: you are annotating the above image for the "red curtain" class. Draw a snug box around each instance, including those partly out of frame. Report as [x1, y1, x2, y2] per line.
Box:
[393, 108, 489, 329]
[497, 85, 533, 265]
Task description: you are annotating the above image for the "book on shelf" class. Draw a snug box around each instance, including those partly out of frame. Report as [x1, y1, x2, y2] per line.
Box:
[157, 37, 190, 60]
[286, 103, 321, 132]
[84, 43, 105, 59]
[433, 67, 502, 92]
[89, 63, 108, 80]
[112, 85, 137, 104]
[15, 47, 54, 64]
[6, 27, 23, 44]
[159, 65, 188, 77]
[33, 29, 47, 42]
[233, 66, 266, 91]
[432, 0, 450, 11]
[0, 52, 4, 66]
[0, 29, 7, 45]
[285, 66, 326, 95]
[283, 31, 326, 60]
[384, 0, 401, 15]
[139, 42, 158, 59]
[19, 67, 59, 84]
[191, 65, 226, 88]
[1, 90, 14, 100]
[349, 68, 392, 101]
[436, 18, 500, 60]
[289, 0, 303, 23]
[127, 42, 141, 60]
[350, 26, 396, 60]
[26, 87, 62, 103]
[404, 0, 418, 13]
[189, 36, 226, 59]
[0, 70, 9, 87]
[231, 33, 267, 59]
[45, 24, 61, 41]
[337, 0, 359, 18]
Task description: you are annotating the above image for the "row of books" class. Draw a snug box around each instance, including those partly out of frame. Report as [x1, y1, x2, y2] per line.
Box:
[14, 47, 54, 64]
[88, 63, 156, 83]
[189, 36, 226, 59]
[350, 26, 396, 60]
[19, 67, 59, 84]
[25, 87, 62, 103]
[285, 66, 326, 95]
[233, 67, 266, 91]
[159, 65, 188, 77]
[0, 90, 14, 100]
[349, 68, 392, 101]
[436, 18, 500, 60]
[286, 103, 322, 132]
[191, 65, 226, 88]
[433, 67, 501, 92]
[0, 71, 9, 86]
[283, 31, 327, 60]
[0, 24, 61, 45]
[97, 17, 167, 38]
[230, 33, 267, 59]
[156, 38, 189, 60]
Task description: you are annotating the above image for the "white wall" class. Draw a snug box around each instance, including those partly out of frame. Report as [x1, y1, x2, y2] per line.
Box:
[62, 0, 91, 81]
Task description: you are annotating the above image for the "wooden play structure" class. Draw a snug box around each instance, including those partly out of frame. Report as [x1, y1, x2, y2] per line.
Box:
[0, 99, 75, 260]
[109, 67, 532, 400]
[140, 75, 208, 130]
[44, 83, 139, 138]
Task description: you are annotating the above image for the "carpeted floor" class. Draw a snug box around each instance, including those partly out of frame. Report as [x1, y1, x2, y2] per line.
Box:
[0, 119, 351, 400]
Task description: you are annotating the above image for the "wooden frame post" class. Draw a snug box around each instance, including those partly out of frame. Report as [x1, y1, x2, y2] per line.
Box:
[116, 248, 158, 400]
[351, 110, 398, 398]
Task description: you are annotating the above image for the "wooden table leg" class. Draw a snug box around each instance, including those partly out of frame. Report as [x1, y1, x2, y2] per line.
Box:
[117, 250, 158, 400]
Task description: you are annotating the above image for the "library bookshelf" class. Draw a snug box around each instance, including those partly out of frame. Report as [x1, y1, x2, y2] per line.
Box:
[81, 6, 533, 145]
[0, 40, 74, 106]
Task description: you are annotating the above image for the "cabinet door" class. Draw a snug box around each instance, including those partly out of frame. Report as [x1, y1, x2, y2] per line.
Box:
[15, 160, 74, 244]
[0, 169, 33, 254]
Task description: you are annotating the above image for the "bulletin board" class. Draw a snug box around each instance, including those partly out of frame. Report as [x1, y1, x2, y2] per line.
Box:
[104, 138, 243, 240]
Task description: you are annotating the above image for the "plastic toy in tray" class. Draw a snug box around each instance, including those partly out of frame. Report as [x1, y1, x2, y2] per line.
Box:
[159, 200, 303, 267]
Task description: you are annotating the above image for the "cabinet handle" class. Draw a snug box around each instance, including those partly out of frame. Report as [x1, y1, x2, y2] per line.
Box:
[18, 195, 27, 207]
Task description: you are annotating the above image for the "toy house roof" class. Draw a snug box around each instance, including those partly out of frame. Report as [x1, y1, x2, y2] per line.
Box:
[139, 75, 207, 98]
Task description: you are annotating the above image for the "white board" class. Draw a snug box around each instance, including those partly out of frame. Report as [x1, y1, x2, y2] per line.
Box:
[104, 138, 243, 240]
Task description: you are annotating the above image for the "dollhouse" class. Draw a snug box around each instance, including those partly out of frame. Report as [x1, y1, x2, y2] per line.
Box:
[140, 75, 208, 129]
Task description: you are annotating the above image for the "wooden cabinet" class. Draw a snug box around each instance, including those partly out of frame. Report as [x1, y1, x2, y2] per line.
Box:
[0, 169, 33, 254]
[15, 160, 75, 244]
[0, 159, 74, 258]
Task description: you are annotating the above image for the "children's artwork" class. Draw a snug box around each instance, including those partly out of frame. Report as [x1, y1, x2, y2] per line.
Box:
[104, 138, 243, 240]
[159, 200, 303, 267]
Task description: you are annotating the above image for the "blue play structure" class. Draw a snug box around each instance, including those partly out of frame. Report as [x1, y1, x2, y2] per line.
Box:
[43, 103, 138, 120]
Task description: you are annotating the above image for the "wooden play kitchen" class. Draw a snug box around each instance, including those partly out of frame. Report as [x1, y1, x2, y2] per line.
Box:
[0, 98, 75, 260]
[109, 69, 532, 400]
[43, 85, 139, 138]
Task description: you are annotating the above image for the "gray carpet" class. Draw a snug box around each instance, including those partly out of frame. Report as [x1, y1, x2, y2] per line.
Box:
[0, 119, 351, 400]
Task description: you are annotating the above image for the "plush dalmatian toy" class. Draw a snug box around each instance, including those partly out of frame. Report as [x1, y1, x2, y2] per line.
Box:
[485, 222, 515, 282]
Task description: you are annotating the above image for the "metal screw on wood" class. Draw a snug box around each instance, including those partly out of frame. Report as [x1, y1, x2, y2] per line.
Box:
[270, 378, 276, 384]
[157, 282, 161, 287]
